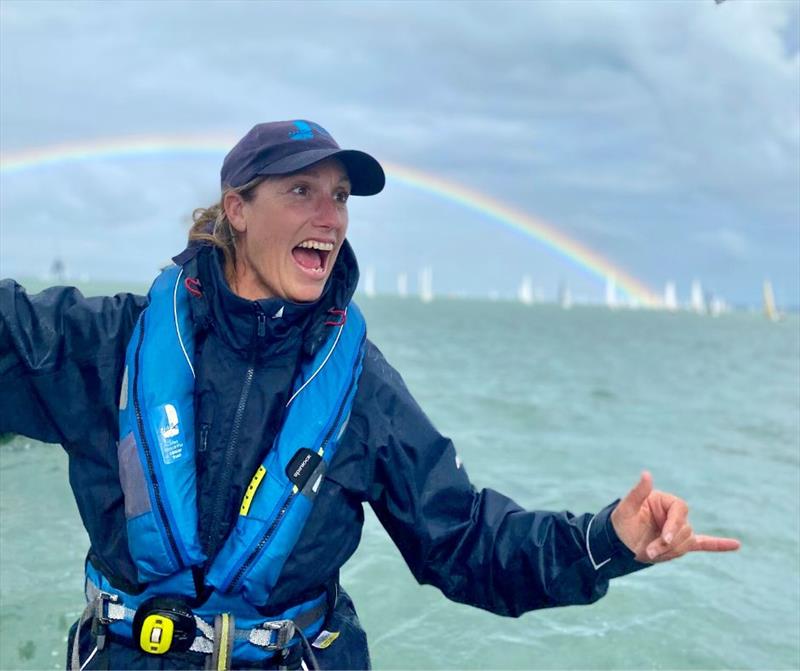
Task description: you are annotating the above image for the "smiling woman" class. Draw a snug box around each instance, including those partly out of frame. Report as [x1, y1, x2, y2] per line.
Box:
[0, 119, 739, 671]
[222, 160, 350, 303]
[187, 161, 351, 304]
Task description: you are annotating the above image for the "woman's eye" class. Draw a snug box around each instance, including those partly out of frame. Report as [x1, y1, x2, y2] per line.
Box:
[335, 190, 350, 204]
[291, 185, 309, 196]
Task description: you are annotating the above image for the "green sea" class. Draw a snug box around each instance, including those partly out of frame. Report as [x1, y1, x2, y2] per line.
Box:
[1, 291, 798, 669]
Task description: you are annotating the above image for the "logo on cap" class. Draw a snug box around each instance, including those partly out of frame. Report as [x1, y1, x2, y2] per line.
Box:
[289, 120, 332, 142]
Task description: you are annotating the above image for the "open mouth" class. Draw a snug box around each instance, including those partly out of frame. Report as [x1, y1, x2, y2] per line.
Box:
[291, 239, 334, 276]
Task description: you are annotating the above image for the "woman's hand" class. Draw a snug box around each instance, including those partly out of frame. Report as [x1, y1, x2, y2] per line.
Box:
[610, 471, 741, 563]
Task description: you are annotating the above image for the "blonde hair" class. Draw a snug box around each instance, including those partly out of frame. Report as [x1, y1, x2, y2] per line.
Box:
[188, 176, 266, 276]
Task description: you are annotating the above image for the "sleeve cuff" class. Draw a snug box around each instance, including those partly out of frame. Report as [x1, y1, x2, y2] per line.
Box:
[586, 498, 636, 570]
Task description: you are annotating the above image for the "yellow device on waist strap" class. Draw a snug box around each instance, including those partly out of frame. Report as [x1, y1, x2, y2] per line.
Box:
[139, 614, 174, 654]
[132, 596, 196, 654]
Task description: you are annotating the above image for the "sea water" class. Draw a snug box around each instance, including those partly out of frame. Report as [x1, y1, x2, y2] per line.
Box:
[1, 296, 798, 670]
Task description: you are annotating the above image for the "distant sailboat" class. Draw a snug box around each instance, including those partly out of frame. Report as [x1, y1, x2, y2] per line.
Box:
[605, 276, 617, 309]
[419, 267, 433, 303]
[363, 266, 376, 298]
[690, 280, 705, 314]
[709, 296, 727, 317]
[396, 273, 408, 298]
[763, 280, 781, 322]
[558, 282, 572, 310]
[664, 282, 677, 311]
[517, 275, 534, 305]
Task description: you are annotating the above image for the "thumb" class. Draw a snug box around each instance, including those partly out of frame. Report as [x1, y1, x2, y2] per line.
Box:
[620, 471, 653, 513]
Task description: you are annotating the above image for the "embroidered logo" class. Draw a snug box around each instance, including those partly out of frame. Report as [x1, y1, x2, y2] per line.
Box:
[288, 120, 333, 142]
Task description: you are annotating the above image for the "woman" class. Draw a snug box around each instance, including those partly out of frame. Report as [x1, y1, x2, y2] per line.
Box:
[0, 120, 740, 670]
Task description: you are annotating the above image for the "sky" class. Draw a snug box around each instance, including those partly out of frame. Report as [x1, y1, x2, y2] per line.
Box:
[0, 0, 798, 307]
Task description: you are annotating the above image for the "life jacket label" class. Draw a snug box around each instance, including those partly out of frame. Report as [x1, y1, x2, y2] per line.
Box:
[286, 448, 322, 490]
[156, 403, 184, 464]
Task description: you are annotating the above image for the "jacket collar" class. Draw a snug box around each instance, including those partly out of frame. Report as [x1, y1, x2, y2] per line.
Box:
[179, 242, 360, 357]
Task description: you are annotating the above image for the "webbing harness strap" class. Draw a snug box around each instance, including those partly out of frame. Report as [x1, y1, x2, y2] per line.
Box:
[70, 590, 119, 671]
[77, 583, 325, 669]
[210, 613, 234, 671]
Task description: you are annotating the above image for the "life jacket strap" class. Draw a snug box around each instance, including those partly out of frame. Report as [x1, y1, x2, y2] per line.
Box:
[79, 579, 327, 667]
[70, 589, 119, 671]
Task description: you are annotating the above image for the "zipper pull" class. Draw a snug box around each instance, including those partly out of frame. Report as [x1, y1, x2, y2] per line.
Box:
[257, 311, 266, 339]
[199, 423, 210, 453]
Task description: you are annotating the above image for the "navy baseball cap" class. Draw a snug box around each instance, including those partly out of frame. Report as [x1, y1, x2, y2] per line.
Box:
[220, 120, 385, 196]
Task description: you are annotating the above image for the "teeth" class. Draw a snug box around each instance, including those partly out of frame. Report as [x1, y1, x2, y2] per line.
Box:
[297, 240, 334, 252]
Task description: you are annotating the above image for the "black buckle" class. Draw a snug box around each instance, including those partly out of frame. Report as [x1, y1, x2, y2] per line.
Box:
[132, 596, 196, 655]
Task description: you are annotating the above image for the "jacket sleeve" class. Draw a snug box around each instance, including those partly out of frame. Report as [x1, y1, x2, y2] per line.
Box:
[351, 341, 648, 618]
[0, 280, 147, 447]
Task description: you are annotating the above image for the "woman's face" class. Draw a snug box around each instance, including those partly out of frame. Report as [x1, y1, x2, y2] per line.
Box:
[225, 158, 351, 303]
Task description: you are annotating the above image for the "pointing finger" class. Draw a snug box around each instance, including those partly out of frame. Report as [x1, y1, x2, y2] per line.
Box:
[691, 535, 741, 553]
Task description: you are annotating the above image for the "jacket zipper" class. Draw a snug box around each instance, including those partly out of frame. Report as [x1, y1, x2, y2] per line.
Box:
[226, 339, 363, 592]
[204, 309, 266, 558]
[132, 317, 183, 566]
[227, 490, 296, 591]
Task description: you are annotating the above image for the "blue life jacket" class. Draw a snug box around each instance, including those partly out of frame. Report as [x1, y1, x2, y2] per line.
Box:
[93, 264, 366, 662]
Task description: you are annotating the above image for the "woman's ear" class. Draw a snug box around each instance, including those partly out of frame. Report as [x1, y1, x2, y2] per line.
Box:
[224, 191, 247, 234]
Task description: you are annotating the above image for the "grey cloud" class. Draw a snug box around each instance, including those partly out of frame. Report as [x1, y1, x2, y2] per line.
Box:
[1, 0, 797, 304]
[692, 228, 751, 260]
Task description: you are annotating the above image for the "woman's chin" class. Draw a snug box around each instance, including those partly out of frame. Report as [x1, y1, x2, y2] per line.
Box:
[286, 280, 326, 304]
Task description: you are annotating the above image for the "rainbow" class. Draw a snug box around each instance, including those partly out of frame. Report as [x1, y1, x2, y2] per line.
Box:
[0, 134, 662, 306]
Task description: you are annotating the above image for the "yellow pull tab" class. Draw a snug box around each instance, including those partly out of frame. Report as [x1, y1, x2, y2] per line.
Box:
[312, 630, 340, 649]
[139, 614, 174, 654]
[240, 465, 267, 515]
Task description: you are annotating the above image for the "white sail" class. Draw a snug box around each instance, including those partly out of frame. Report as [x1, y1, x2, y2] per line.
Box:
[396, 273, 408, 298]
[605, 276, 617, 309]
[709, 296, 727, 317]
[363, 266, 376, 298]
[690, 280, 705, 314]
[518, 275, 534, 305]
[763, 280, 779, 322]
[419, 267, 433, 303]
[558, 282, 572, 310]
[664, 282, 677, 311]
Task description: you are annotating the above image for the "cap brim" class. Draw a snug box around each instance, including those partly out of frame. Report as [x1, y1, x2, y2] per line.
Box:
[255, 148, 385, 196]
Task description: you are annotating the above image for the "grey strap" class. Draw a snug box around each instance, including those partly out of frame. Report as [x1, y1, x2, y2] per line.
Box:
[70, 599, 95, 671]
[71, 592, 120, 671]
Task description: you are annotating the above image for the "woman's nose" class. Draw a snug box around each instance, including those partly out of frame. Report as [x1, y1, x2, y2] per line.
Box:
[313, 195, 346, 230]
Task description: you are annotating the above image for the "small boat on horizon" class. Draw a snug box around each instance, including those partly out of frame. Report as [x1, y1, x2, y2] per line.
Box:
[763, 280, 782, 322]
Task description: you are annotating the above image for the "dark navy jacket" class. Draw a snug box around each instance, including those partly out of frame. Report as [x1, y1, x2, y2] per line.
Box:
[0, 242, 645, 666]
